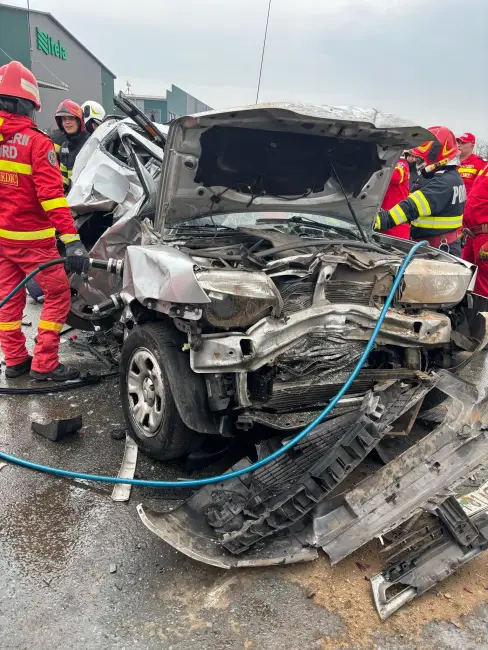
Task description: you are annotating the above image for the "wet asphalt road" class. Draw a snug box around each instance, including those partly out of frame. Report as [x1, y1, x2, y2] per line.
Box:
[1, 301, 488, 650]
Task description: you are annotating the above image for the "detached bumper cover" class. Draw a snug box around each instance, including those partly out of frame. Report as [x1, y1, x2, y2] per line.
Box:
[371, 492, 488, 620]
[138, 369, 488, 616]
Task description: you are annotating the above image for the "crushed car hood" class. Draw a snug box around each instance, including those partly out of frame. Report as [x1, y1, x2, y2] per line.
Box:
[155, 103, 433, 231]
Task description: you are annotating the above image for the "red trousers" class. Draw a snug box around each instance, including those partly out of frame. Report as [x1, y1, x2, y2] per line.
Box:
[462, 234, 488, 298]
[0, 244, 71, 372]
[379, 224, 411, 240]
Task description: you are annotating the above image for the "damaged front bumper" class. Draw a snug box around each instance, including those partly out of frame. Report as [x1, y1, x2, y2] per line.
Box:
[190, 305, 451, 374]
[138, 369, 488, 618]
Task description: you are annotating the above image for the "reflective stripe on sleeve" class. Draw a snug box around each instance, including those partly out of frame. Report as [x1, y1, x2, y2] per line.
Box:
[59, 163, 72, 185]
[389, 203, 408, 225]
[0, 160, 32, 175]
[410, 190, 431, 217]
[38, 320, 64, 333]
[395, 165, 405, 183]
[59, 233, 80, 244]
[0, 227, 56, 241]
[411, 215, 463, 229]
[0, 321, 22, 331]
[41, 197, 69, 212]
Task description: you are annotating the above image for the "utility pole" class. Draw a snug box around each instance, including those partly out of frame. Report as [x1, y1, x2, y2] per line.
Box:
[255, 0, 272, 104]
[26, 0, 33, 52]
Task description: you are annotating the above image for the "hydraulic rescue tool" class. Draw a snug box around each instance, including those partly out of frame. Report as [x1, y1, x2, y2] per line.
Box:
[0, 257, 124, 311]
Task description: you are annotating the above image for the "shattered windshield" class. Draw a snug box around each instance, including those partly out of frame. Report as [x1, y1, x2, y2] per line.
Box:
[163, 212, 361, 240]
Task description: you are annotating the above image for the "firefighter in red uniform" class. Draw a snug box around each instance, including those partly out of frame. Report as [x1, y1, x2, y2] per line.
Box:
[457, 133, 486, 196]
[0, 61, 89, 381]
[462, 162, 488, 296]
[378, 156, 411, 239]
[375, 126, 464, 257]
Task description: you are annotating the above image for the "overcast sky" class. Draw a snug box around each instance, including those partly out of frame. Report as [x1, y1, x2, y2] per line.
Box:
[6, 0, 488, 137]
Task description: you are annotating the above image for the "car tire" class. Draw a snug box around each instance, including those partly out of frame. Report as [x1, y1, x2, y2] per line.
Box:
[120, 323, 202, 460]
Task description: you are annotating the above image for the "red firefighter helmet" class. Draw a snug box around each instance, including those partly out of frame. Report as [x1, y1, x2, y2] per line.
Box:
[411, 126, 459, 165]
[0, 60, 41, 110]
[55, 99, 85, 131]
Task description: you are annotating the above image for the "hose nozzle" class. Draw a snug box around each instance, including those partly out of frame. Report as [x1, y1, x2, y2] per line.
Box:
[89, 258, 124, 276]
[92, 293, 124, 316]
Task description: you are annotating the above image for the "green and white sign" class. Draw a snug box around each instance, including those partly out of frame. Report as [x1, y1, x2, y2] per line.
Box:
[36, 27, 67, 60]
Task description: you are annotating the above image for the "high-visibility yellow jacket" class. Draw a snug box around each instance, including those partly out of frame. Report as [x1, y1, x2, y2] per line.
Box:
[376, 166, 465, 239]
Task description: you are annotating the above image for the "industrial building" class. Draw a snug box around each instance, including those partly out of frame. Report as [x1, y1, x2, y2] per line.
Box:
[0, 3, 116, 131]
[0, 3, 211, 131]
[126, 87, 212, 123]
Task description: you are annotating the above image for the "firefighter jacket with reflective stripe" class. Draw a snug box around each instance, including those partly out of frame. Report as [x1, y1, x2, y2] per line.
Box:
[463, 163, 488, 230]
[0, 111, 78, 248]
[50, 128, 65, 154]
[58, 130, 89, 193]
[382, 158, 410, 210]
[458, 153, 486, 195]
[376, 167, 465, 239]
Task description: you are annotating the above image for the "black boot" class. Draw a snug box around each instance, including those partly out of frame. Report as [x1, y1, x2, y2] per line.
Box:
[5, 356, 32, 378]
[30, 363, 80, 382]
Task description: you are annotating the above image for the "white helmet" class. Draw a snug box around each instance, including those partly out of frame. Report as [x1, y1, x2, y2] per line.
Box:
[81, 100, 106, 132]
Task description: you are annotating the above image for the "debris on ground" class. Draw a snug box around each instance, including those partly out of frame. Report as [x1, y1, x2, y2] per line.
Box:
[110, 427, 127, 440]
[283, 542, 488, 649]
[31, 415, 83, 442]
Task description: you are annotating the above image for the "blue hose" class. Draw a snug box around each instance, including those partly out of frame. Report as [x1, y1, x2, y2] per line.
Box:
[0, 241, 426, 487]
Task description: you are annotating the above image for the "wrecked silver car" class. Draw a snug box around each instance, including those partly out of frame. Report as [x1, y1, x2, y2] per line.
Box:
[65, 94, 168, 331]
[87, 103, 488, 616]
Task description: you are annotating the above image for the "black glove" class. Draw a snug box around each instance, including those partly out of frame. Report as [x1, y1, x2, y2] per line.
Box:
[64, 240, 90, 275]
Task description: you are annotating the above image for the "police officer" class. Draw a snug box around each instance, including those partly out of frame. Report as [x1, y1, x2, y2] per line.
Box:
[55, 99, 90, 193]
[375, 126, 465, 257]
[0, 61, 89, 381]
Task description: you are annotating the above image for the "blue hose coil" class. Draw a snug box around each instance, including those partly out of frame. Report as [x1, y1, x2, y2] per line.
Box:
[0, 241, 426, 487]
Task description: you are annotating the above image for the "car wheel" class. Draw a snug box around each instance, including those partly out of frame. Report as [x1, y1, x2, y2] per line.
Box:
[120, 323, 202, 460]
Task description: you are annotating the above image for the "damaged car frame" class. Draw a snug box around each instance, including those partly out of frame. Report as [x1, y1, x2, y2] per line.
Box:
[64, 93, 168, 331]
[84, 102, 488, 617]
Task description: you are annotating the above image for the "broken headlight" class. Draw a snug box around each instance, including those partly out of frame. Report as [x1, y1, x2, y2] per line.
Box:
[196, 270, 283, 329]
